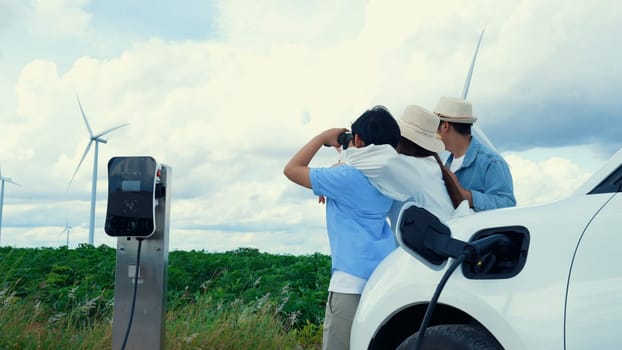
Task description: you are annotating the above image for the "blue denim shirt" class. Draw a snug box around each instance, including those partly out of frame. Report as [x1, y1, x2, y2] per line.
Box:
[446, 137, 516, 211]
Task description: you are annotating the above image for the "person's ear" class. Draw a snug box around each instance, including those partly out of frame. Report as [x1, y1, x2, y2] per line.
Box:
[438, 121, 447, 133]
[353, 134, 366, 147]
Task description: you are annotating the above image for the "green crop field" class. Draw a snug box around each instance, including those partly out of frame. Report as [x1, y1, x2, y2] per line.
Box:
[0, 245, 330, 349]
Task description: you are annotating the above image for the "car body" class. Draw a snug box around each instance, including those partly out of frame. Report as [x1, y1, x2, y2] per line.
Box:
[350, 147, 622, 350]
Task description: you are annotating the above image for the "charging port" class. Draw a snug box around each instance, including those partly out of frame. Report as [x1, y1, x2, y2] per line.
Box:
[462, 226, 529, 279]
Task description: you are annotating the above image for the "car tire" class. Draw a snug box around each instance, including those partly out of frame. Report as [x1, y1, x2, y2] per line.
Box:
[396, 324, 503, 350]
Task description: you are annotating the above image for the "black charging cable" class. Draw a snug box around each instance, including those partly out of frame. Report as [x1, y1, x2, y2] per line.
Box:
[412, 234, 510, 350]
[412, 254, 465, 350]
[121, 238, 144, 350]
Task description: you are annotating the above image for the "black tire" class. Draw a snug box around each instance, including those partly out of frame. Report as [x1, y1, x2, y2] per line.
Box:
[396, 324, 503, 350]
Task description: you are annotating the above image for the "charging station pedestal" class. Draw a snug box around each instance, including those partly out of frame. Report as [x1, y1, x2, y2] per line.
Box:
[105, 156, 171, 350]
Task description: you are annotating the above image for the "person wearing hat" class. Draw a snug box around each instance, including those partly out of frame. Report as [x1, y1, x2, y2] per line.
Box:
[434, 96, 516, 211]
[284, 106, 401, 350]
[340, 104, 458, 226]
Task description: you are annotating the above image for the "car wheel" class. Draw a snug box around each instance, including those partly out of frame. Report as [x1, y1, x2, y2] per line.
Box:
[396, 324, 503, 350]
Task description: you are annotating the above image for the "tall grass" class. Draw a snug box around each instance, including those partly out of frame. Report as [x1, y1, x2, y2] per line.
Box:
[0, 286, 322, 349]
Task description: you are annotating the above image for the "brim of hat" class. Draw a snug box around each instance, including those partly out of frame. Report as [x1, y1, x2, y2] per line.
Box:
[437, 114, 478, 124]
[399, 122, 445, 154]
[413, 136, 445, 154]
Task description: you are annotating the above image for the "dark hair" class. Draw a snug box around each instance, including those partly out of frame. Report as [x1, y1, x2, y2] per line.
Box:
[448, 121, 472, 136]
[396, 136, 435, 158]
[351, 105, 401, 149]
[397, 134, 466, 208]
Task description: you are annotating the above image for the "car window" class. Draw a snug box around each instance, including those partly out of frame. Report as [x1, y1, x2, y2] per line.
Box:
[589, 165, 622, 194]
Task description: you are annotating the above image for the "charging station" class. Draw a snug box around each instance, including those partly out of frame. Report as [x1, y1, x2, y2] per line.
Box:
[105, 156, 171, 350]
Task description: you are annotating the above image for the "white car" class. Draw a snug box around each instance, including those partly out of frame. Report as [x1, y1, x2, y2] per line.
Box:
[350, 147, 622, 350]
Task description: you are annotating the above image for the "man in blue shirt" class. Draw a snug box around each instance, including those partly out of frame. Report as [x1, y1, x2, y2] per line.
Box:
[434, 96, 516, 211]
[283, 106, 400, 350]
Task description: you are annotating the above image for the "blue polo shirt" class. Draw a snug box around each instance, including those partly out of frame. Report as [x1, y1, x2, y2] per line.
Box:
[310, 164, 396, 279]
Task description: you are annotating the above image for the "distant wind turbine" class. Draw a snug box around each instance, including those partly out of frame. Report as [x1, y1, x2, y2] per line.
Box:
[60, 215, 72, 247]
[68, 95, 129, 246]
[0, 165, 20, 245]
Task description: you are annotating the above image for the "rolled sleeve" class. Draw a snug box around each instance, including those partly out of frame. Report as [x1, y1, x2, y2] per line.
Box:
[471, 158, 516, 211]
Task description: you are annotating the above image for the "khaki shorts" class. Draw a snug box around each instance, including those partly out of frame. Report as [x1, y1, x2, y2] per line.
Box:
[322, 292, 361, 350]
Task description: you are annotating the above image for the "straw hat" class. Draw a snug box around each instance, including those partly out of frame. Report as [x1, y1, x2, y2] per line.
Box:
[398, 105, 445, 153]
[433, 96, 478, 124]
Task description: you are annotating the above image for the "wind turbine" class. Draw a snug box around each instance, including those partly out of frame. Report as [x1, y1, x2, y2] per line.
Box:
[60, 215, 72, 247]
[68, 95, 129, 246]
[461, 28, 496, 151]
[0, 165, 20, 245]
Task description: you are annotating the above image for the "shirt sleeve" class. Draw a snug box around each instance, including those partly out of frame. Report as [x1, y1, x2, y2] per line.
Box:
[310, 166, 349, 199]
[471, 158, 517, 211]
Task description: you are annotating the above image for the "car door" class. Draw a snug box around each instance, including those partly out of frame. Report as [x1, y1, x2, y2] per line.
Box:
[565, 166, 622, 349]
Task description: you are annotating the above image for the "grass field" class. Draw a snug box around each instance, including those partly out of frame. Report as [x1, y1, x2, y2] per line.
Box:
[0, 245, 328, 349]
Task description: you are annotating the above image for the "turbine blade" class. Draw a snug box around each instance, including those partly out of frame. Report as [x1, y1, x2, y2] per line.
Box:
[76, 95, 94, 137]
[67, 140, 93, 190]
[93, 123, 130, 139]
[6, 178, 20, 186]
[459, 28, 496, 152]
[462, 28, 485, 99]
[0, 164, 19, 186]
[472, 125, 496, 151]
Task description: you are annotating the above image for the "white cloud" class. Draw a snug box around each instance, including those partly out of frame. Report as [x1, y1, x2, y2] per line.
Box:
[2, 0, 621, 253]
[505, 151, 596, 206]
[30, 0, 91, 38]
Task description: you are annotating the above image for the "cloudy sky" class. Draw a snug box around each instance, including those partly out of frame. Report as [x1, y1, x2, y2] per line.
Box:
[0, 0, 620, 254]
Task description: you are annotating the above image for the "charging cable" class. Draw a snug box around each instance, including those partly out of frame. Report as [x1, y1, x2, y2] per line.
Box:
[412, 254, 465, 350]
[121, 238, 143, 350]
[412, 234, 510, 350]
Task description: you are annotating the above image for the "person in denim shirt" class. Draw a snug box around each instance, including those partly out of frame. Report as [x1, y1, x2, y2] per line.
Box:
[434, 96, 516, 211]
[283, 106, 401, 350]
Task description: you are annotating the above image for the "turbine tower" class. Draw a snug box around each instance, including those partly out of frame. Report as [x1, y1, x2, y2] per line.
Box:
[68, 95, 128, 245]
[0, 165, 20, 245]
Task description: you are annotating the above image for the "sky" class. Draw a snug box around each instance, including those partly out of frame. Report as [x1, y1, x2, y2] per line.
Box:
[0, 0, 621, 255]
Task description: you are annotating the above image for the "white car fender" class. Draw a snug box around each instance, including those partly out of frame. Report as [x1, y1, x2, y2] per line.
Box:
[351, 194, 615, 350]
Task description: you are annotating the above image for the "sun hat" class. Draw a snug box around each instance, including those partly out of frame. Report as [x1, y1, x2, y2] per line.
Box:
[433, 96, 478, 124]
[398, 105, 445, 154]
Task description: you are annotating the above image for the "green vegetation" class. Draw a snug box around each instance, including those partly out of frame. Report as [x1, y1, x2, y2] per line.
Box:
[0, 245, 330, 349]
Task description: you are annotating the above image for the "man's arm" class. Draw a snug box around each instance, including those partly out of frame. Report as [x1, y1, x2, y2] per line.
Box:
[470, 160, 517, 211]
[283, 128, 347, 189]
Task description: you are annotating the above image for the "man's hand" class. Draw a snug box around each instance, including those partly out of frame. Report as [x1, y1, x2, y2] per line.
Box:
[284, 128, 349, 189]
[445, 170, 474, 208]
[319, 128, 349, 149]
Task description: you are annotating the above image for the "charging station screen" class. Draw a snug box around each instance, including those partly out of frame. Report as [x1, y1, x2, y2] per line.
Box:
[121, 180, 141, 192]
[105, 156, 157, 237]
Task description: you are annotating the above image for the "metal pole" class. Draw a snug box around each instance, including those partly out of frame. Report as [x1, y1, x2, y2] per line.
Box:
[111, 164, 171, 350]
[89, 141, 99, 245]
